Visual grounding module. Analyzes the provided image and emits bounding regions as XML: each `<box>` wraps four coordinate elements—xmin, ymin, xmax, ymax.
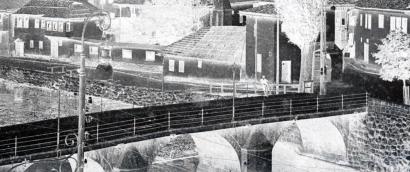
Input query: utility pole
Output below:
<box><xmin>232</xmin><ymin>64</ymin><xmax>236</xmax><ymax>122</ymax></box>
<box><xmin>254</xmin><ymin>18</ymin><xmax>258</xmax><ymax>80</ymax></box>
<box><xmin>162</xmin><ymin>55</ymin><xmax>165</xmax><ymax>105</ymax></box>
<box><xmin>319</xmin><ymin>0</ymin><xmax>327</xmax><ymax>95</ymax></box>
<box><xmin>275</xmin><ymin>14</ymin><xmax>280</xmax><ymax>95</ymax></box>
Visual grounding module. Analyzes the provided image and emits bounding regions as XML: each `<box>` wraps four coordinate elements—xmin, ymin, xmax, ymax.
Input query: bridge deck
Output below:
<box><xmin>0</xmin><ymin>93</ymin><xmax>368</xmax><ymax>166</ymax></box>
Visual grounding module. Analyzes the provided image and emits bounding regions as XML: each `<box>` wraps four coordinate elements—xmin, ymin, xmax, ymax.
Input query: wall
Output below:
<box><xmin>245</xmin><ymin>15</ymin><xmax>301</xmax><ymax>82</ymax></box>
<box><xmin>353</xmin><ymin>9</ymin><xmax>410</xmax><ymax>64</ymax></box>
<box><xmin>164</xmin><ymin>56</ymin><xmax>241</xmax><ymax>79</ymax></box>
<box><xmin>335</xmin><ymin>99</ymin><xmax>410</xmax><ymax>171</ymax></box>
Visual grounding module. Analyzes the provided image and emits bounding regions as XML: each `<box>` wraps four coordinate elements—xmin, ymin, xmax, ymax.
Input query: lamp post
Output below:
<box><xmin>319</xmin><ymin>0</ymin><xmax>327</xmax><ymax>95</ymax></box>
<box><xmin>78</xmin><ymin>10</ymin><xmax>111</xmax><ymax>172</ymax></box>
<box><xmin>275</xmin><ymin>14</ymin><xmax>280</xmax><ymax>95</ymax></box>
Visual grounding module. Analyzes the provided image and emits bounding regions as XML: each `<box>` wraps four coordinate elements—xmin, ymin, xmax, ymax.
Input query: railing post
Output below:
<box><xmin>14</xmin><ymin>136</ymin><xmax>17</xmax><ymax>157</ymax></box>
<box><xmin>261</xmin><ymin>101</ymin><xmax>265</xmax><ymax>118</ymax></box>
<box><xmin>316</xmin><ymin>96</ymin><xmax>319</xmax><ymax>113</ymax></box>
<box><xmin>289</xmin><ymin>99</ymin><xmax>292</xmax><ymax>115</ymax></box>
<box><xmin>96</xmin><ymin>122</ymin><xmax>99</xmax><ymax>142</ymax></box>
<box><xmin>341</xmin><ymin>94</ymin><xmax>344</xmax><ymax>110</ymax></box>
<box><xmin>284</xmin><ymin>86</ymin><xmax>287</xmax><ymax>94</ymax></box>
<box><xmin>366</xmin><ymin>92</ymin><xmax>368</xmax><ymax>112</ymax></box>
<box><xmin>168</xmin><ymin>112</ymin><xmax>171</xmax><ymax>130</ymax></box>
<box><xmin>210</xmin><ymin>85</ymin><xmax>213</xmax><ymax>94</ymax></box>
<box><xmin>133</xmin><ymin>117</ymin><xmax>136</xmax><ymax>136</ymax></box>
<box><xmin>201</xmin><ymin>108</ymin><xmax>204</xmax><ymax>126</ymax></box>
<box><xmin>221</xmin><ymin>84</ymin><xmax>224</xmax><ymax>94</ymax></box>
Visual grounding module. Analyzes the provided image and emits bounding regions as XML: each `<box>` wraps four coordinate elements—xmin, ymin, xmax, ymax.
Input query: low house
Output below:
<box><xmin>163</xmin><ymin>26</ymin><xmax>246</xmax><ymax>82</ymax></box>
<box><xmin>12</xmin><ymin>0</ymin><xmax>104</xmax><ymax>58</ymax></box>
<box><xmin>344</xmin><ymin>0</ymin><xmax>410</xmax><ymax>66</ymax></box>
<box><xmin>100</xmin><ymin>42</ymin><xmax>163</xmax><ymax>64</ymax></box>
<box><xmin>240</xmin><ymin>4</ymin><xmax>301</xmax><ymax>84</ymax></box>
<box><xmin>0</xmin><ymin>0</ymin><xmax>30</xmax><ymax>56</ymax></box>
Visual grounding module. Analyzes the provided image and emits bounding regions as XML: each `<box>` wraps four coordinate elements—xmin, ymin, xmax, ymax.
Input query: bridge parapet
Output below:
<box><xmin>0</xmin><ymin>93</ymin><xmax>368</xmax><ymax>166</ymax></box>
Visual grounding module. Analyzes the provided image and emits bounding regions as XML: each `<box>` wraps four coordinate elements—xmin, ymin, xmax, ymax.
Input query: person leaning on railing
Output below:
<box><xmin>260</xmin><ymin>75</ymin><xmax>269</xmax><ymax>96</ymax></box>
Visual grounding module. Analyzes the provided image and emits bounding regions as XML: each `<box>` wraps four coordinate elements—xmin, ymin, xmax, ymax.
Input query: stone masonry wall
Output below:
<box><xmin>346</xmin><ymin>99</ymin><xmax>410</xmax><ymax>172</ymax></box>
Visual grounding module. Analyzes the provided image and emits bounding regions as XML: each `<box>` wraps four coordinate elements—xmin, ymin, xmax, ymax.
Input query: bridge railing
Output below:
<box><xmin>0</xmin><ymin>93</ymin><xmax>368</xmax><ymax>166</ymax></box>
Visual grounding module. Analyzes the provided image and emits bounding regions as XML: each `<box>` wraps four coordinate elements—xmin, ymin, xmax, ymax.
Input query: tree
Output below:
<box><xmin>275</xmin><ymin>0</ymin><xmax>325</xmax><ymax>91</ymax></box>
<box><xmin>374</xmin><ymin>30</ymin><xmax>410</xmax><ymax>104</ymax></box>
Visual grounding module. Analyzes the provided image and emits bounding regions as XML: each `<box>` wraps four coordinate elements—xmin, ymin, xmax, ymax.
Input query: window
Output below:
<box><xmin>74</xmin><ymin>44</ymin><xmax>83</xmax><ymax>53</ymax></box>
<box><xmin>46</xmin><ymin>21</ymin><xmax>52</xmax><ymax>31</ymax></box>
<box><xmin>122</xmin><ymin>49</ymin><xmax>132</xmax><ymax>59</ymax></box>
<box><xmin>169</xmin><ymin>60</ymin><xmax>175</xmax><ymax>72</ymax></box>
<box><xmin>198</xmin><ymin>60</ymin><xmax>202</xmax><ymax>68</ymax></box>
<box><xmin>349</xmin><ymin>13</ymin><xmax>357</xmax><ymax>26</ymax></box>
<box><xmin>53</xmin><ymin>22</ymin><xmax>58</xmax><ymax>31</ymax></box>
<box><xmin>39</xmin><ymin>41</ymin><xmax>43</xmax><ymax>50</ymax></box>
<box><xmin>342</xmin><ymin>19</ymin><xmax>345</xmax><ymax>25</ymax></box>
<box><xmin>41</xmin><ymin>20</ymin><xmax>46</xmax><ymax>29</ymax></box>
<box><xmin>89</xmin><ymin>46</ymin><xmax>98</xmax><ymax>55</ymax></box>
<box><xmin>17</xmin><ymin>17</ymin><xmax>23</xmax><ymax>28</ymax></box>
<box><xmin>145</xmin><ymin>51</ymin><xmax>155</xmax><ymax>61</ymax></box>
<box><xmin>360</xmin><ymin>14</ymin><xmax>363</xmax><ymax>26</ymax></box>
<box><xmin>348</xmin><ymin>33</ymin><xmax>354</xmax><ymax>45</ymax></box>
<box><xmin>29</xmin><ymin>40</ymin><xmax>34</xmax><ymax>48</ymax></box>
<box><xmin>23</xmin><ymin>17</ymin><xmax>29</xmax><ymax>28</ymax></box>
<box><xmin>58</xmin><ymin>40</ymin><xmax>63</xmax><ymax>46</ymax></box>
<box><xmin>378</xmin><ymin>14</ymin><xmax>384</xmax><ymax>28</ymax></box>
<box><xmin>179</xmin><ymin>61</ymin><xmax>185</xmax><ymax>73</ymax></box>
<box><xmin>256</xmin><ymin>54</ymin><xmax>262</xmax><ymax>73</ymax></box>
<box><xmin>58</xmin><ymin>22</ymin><xmax>64</xmax><ymax>32</ymax></box>
<box><xmin>365</xmin><ymin>14</ymin><xmax>372</xmax><ymax>29</ymax></box>
<box><xmin>66</xmin><ymin>22</ymin><xmax>71</xmax><ymax>32</ymax></box>
<box><xmin>402</xmin><ymin>18</ymin><xmax>408</xmax><ymax>33</ymax></box>
<box><xmin>34</xmin><ymin>19</ymin><xmax>40</xmax><ymax>28</ymax></box>
<box><xmin>390</xmin><ymin>16</ymin><xmax>408</xmax><ymax>33</ymax></box>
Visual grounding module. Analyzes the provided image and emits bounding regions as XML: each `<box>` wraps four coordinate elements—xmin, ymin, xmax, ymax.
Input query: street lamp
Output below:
<box><xmin>319</xmin><ymin>0</ymin><xmax>327</xmax><ymax>95</ymax></box>
<box><xmin>78</xmin><ymin>10</ymin><xmax>111</xmax><ymax>172</ymax></box>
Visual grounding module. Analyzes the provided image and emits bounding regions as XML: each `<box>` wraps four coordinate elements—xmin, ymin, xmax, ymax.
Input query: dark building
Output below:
<box><xmin>12</xmin><ymin>0</ymin><xmax>104</xmax><ymax>58</ymax></box>
<box><xmin>210</xmin><ymin>0</ymin><xmax>233</xmax><ymax>26</ymax></box>
<box><xmin>240</xmin><ymin>4</ymin><xmax>301</xmax><ymax>84</ymax></box>
<box><xmin>344</xmin><ymin>0</ymin><xmax>410</xmax><ymax>67</ymax></box>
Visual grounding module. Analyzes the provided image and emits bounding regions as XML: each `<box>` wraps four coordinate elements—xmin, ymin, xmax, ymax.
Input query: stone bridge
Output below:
<box><xmin>2</xmin><ymin>99</ymin><xmax>410</xmax><ymax>172</ymax></box>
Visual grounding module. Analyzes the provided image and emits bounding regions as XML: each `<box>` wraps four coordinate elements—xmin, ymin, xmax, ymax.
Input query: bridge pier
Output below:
<box><xmin>241</xmin><ymin>132</ymin><xmax>273</xmax><ymax>172</ymax></box>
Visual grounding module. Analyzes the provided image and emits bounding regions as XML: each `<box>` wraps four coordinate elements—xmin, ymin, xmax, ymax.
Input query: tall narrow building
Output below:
<box><xmin>210</xmin><ymin>0</ymin><xmax>232</xmax><ymax>26</ymax></box>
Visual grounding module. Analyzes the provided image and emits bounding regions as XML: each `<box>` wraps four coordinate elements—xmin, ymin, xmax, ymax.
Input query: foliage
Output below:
<box><xmin>274</xmin><ymin>0</ymin><xmax>325</xmax><ymax>48</ymax></box>
<box><xmin>374</xmin><ymin>31</ymin><xmax>410</xmax><ymax>82</ymax></box>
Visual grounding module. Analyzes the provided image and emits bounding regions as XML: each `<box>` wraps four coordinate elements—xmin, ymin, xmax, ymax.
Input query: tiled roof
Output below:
<box><xmin>113</xmin><ymin>0</ymin><xmax>150</xmax><ymax>4</ymax></box>
<box><xmin>0</xmin><ymin>0</ymin><xmax>31</xmax><ymax>11</ymax></box>
<box><xmin>164</xmin><ymin>26</ymin><xmax>246</xmax><ymax>64</ymax></box>
<box><xmin>16</xmin><ymin>0</ymin><xmax>100</xmax><ymax>18</ymax></box>
<box><xmin>242</xmin><ymin>4</ymin><xmax>277</xmax><ymax>14</ymax></box>
<box><xmin>329</xmin><ymin>0</ymin><xmax>358</xmax><ymax>5</ymax></box>
<box><xmin>355</xmin><ymin>0</ymin><xmax>410</xmax><ymax>10</ymax></box>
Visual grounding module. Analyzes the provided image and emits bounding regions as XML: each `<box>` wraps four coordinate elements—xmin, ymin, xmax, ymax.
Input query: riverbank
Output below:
<box><xmin>0</xmin><ymin>65</ymin><xmax>219</xmax><ymax>107</ymax></box>
<box><xmin>0</xmin><ymin>79</ymin><xmax>133</xmax><ymax>126</ymax></box>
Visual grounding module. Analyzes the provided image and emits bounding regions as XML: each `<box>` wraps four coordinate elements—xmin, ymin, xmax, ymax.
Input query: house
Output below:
<box><xmin>0</xmin><ymin>0</ymin><xmax>30</xmax><ymax>56</ymax></box>
<box><xmin>344</xmin><ymin>0</ymin><xmax>410</xmax><ymax>67</ymax></box>
<box><xmin>329</xmin><ymin>0</ymin><xmax>358</xmax><ymax>50</ymax></box>
<box><xmin>110</xmin><ymin>0</ymin><xmax>211</xmax><ymax>45</ymax></box>
<box><xmin>12</xmin><ymin>0</ymin><xmax>104</xmax><ymax>58</ymax></box>
<box><xmin>100</xmin><ymin>42</ymin><xmax>163</xmax><ymax>64</ymax></box>
<box><xmin>162</xmin><ymin>26</ymin><xmax>246</xmax><ymax>82</ymax></box>
<box><xmin>240</xmin><ymin>4</ymin><xmax>301</xmax><ymax>84</ymax></box>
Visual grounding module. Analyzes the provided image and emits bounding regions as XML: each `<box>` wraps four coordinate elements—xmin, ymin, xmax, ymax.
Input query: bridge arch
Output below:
<box><xmin>149</xmin><ymin>133</ymin><xmax>241</xmax><ymax>172</ymax></box>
